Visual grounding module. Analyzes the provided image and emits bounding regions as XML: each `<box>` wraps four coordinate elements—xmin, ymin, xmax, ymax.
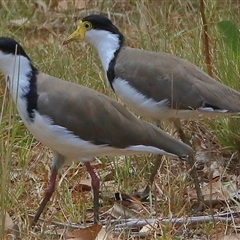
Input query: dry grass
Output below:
<box><xmin>0</xmin><ymin>0</ymin><xmax>240</xmax><ymax>239</ymax></box>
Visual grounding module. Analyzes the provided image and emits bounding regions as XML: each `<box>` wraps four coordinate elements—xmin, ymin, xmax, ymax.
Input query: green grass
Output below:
<box><xmin>0</xmin><ymin>0</ymin><xmax>240</xmax><ymax>239</ymax></box>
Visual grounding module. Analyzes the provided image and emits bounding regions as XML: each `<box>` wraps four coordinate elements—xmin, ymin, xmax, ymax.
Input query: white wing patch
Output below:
<box><xmin>112</xmin><ymin>78</ymin><xmax>169</xmax><ymax>119</ymax></box>
<box><xmin>112</xmin><ymin>78</ymin><xmax>231</xmax><ymax>120</ymax></box>
<box><xmin>198</xmin><ymin>107</ymin><xmax>228</xmax><ymax>113</ymax></box>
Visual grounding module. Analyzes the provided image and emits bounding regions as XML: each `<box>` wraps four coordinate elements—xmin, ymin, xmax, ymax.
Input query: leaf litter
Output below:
<box><xmin>2</xmin><ymin>1</ymin><xmax>240</xmax><ymax>239</ymax></box>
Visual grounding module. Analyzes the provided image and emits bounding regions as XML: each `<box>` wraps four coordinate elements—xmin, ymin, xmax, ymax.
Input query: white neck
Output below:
<box><xmin>0</xmin><ymin>53</ymin><xmax>32</xmax><ymax>103</ymax></box>
<box><xmin>85</xmin><ymin>29</ymin><xmax>121</xmax><ymax>72</ymax></box>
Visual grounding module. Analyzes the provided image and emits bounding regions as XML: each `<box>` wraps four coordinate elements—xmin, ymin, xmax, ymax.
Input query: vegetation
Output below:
<box><xmin>0</xmin><ymin>0</ymin><xmax>240</xmax><ymax>239</ymax></box>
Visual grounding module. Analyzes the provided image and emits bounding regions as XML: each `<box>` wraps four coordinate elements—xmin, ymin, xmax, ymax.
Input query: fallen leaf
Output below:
<box><xmin>57</xmin><ymin>224</ymin><xmax>102</xmax><ymax>240</ymax></box>
<box><xmin>0</xmin><ymin>211</ymin><xmax>19</xmax><ymax>239</ymax></box>
<box><xmin>110</xmin><ymin>202</ymin><xmax>142</xmax><ymax>219</ymax></box>
<box><xmin>0</xmin><ymin>211</ymin><xmax>14</xmax><ymax>230</ymax></box>
<box><xmin>72</xmin><ymin>179</ymin><xmax>92</xmax><ymax>192</ymax></box>
<box><xmin>213</xmin><ymin>233</ymin><xmax>240</xmax><ymax>240</ymax></box>
<box><xmin>188</xmin><ymin>179</ymin><xmax>239</xmax><ymax>201</ymax></box>
<box><xmin>95</xmin><ymin>227</ymin><xmax>113</xmax><ymax>240</ymax></box>
<box><xmin>139</xmin><ymin>221</ymin><xmax>158</xmax><ymax>234</ymax></box>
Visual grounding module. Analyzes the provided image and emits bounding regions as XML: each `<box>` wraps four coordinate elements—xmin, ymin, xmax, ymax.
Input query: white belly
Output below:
<box><xmin>21</xmin><ymin>111</ymin><xmax>175</xmax><ymax>164</ymax></box>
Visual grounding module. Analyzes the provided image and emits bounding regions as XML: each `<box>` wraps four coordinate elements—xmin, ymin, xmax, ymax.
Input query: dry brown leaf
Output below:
<box><xmin>213</xmin><ymin>233</ymin><xmax>240</xmax><ymax>240</ymax></box>
<box><xmin>95</xmin><ymin>227</ymin><xmax>113</xmax><ymax>240</ymax></box>
<box><xmin>188</xmin><ymin>179</ymin><xmax>239</xmax><ymax>201</ymax></box>
<box><xmin>0</xmin><ymin>211</ymin><xmax>14</xmax><ymax>230</ymax></box>
<box><xmin>72</xmin><ymin>179</ymin><xmax>92</xmax><ymax>192</ymax></box>
<box><xmin>139</xmin><ymin>221</ymin><xmax>158</xmax><ymax>234</ymax></box>
<box><xmin>110</xmin><ymin>202</ymin><xmax>142</xmax><ymax>219</ymax></box>
<box><xmin>79</xmin><ymin>179</ymin><xmax>92</xmax><ymax>187</ymax></box>
<box><xmin>108</xmin><ymin>193</ymin><xmax>150</xmax><ymax>219</ymax></box>
<box><xmin>0</xmin><ymin>211</ymin><xmax>19</xmax><ymax>239</ymax></box>
<box><xmin>57</xmin><ymin>224</ymin><xmax>102</xmax><ymax>240</ymax></box>
<box><xmin>6</xmin><ymin>224</ymin><xmax>20</xmax><ymax>240</ymax></box>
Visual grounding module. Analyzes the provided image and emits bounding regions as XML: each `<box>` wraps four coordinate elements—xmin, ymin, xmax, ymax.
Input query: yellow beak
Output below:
<box><xmin>63</xmin><ymin>21</ymin><xmax>86</xmax><ymax>45</ymax></box>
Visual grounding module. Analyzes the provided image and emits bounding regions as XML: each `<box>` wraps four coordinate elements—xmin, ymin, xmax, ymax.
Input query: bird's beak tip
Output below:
<box><xmin>62</xmin><ymin>30</ymin><xmax>80</xmax><ymax>45</ymax></box>
<box><xmin>62</xmin><ymin>38</ymin><xmax>73</xmax><ymax>45</ymax></box>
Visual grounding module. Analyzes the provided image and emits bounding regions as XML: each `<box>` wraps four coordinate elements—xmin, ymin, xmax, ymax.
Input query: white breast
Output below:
<box><xmin>112</xmin><ymin>78</ymin><xmax>173</xmax><ymax>119</ymax></box>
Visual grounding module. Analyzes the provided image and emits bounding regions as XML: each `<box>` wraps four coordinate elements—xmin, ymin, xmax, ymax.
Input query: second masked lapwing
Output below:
<box><xmin>64</xmin><ymin>14</ymin><xmax>240</xmax><ymax>121</ymax></box>
<box><xmin>64</xmin><ymin>14</ymin><xmax>240</xmax><ymax>201</ymax></box>
<box><xmin>0</xmin><ymin>37</ymin><xmax>193</xmax><ymax>225</ymax></box>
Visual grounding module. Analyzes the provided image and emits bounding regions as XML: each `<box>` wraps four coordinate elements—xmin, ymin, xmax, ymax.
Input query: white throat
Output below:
<box><xmin>0</xmin><ymin>53</ymin><xmax>32</xmax><ymax>103</ymax></box>
<box><xmin>85</xmin><ymin>29</ymin><xmax>120</xmax><ymax>72</ymax></box>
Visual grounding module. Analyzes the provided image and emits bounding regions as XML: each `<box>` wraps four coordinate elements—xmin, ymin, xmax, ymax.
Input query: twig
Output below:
<box><xmin>199</xmin><ymin>0</ymin><xmax>213</xmax><ymax>77</ymax></box>
<box><xmin>29</xmin><ymin>211</ymin><xmax>240</xmax><ymax>230</ymax></box>
<box><xmin>116</xmin><ymin>216</ymin><xmax>240</xmax><ymax>228</ymax></box>
<box><xmin>114</xmin><ymin>214</ymin><xmax>240</xmax><ymax>229</ymax></box>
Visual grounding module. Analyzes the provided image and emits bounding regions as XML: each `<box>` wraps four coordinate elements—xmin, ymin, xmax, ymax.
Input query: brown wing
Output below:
<box><xmin>115</xmin><ymin>47</ymin><xmax>240</xmax><ymax>112</ymax></box>
<box><xmin>36</xmin><ymin>73</ymin><xmax>192</xmax><ymax>157</ymax></box>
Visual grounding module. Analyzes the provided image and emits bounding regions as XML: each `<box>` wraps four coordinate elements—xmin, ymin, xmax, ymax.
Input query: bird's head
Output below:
<box><xmin>0</xmin><ymin>37</ymin><xmax>31</xmax><ymax>77</ymax></box>
<box><xmin>63</xmin><ymin>14</ymin><xmax>124</xmax><ymax>47</ymax></box>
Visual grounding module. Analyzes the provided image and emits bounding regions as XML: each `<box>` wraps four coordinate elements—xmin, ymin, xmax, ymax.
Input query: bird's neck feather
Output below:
<box><xmin>1</xmin><ymin>55</ymin><xmax>32</xmax><ymax>104</ymax></box>
<box><xmin>86</xmin><ymin>29</ymin><xmax>122</xmax><ymax>72</ymax></box>
<box><xmin>1</xmin><ymin>54</ymin><xmax>38</xmax><ymax>121</ymax></box>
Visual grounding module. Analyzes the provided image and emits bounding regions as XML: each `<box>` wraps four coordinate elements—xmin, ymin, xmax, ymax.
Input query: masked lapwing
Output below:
<box><xmin>64</xmin><ymin>14</ymin><xmax>240</xmax><ymax>201</ymax></box>
<box><xmin>64</xmin><ymin>14</ymin><xmax>240</xmax><ymax>120</ymax></box>
<box><xmin>0</xmin><ymin>37</ymin><xmax>194</xmax><ymax>225</ymax></box>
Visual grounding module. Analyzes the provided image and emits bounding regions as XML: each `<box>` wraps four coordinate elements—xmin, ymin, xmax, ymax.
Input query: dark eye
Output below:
<box><xmin>84</xmin><ymin>22</ymin><xmax>92</xmax><ymax>29</ymax></box>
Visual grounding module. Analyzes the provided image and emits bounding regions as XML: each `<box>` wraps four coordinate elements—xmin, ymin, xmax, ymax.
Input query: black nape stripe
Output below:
<box><xmin>106</xmin><ymin>39</ymin><xmax>124</xmax><ymax>91</ymax></box>
<box><xmin>107</xmin><ymin>50</ymin><xmax>120</xmax><ymax>91</ymax></box>
<box><xmin>25</xmin><ymin>65</ymin><xmax>39</xmax><ymax>121</ymax></box>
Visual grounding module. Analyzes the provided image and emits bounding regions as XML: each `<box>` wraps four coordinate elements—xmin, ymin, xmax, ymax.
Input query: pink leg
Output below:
<box><xmin>31</xmin><ymin>169</ymin><xmax>58</xmax><ymax>227</ymax></box>
<box><xmin>84</xmin><ymin>162</ymin><xmax>100</xmax><ymax>224</ymax></box>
